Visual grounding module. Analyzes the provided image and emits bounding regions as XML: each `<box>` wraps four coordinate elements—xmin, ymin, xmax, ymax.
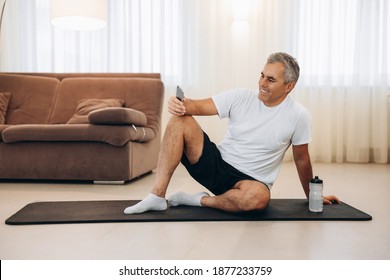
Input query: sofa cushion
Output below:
<box><xmin>88</xmin><ymin>107</ymin><xmax>147</xmax><ymax>126</ymax></box>
<box><xmin>48</xmin><ymin>77</ymin><xmax>164</xmax><ymax>135</ymax></box>
<box><xmin>67</xmin><ymin>98</ymin><xmax>124</xmax><ymax>124</ymax></box>
<box><xmin>0</xmin><ymin>74</ymin><xmax>60</xmax><ymax>124</ymax></box>
<box><xmin>0</xmin><ymin>92</ymin><xmax>11</xmax><ymax>124</ymax></box>
<box><xmin>1</xmin><ymin>124</ymin><xmax>155</xmax><ymax>146</ymax></box>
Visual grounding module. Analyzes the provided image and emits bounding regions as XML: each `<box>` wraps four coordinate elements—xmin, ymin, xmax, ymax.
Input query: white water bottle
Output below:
<box><xmin>309</xmin><ymin>176</ymin><xmax>323</xmax><ymax>212</ymax></box>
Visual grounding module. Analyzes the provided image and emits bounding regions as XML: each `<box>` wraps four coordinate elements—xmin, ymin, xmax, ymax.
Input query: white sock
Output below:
<box><xmin>124</xmin><ymin>193</ymin><xmax>167</xmax><ymax>214</ymax></box>
<box><xmin>168</xmin><ymin>191</ymin><xmax>210</xmax><ymax>207</ymax></box>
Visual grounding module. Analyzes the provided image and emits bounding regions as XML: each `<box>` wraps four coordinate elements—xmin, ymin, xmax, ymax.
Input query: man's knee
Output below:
<box><xmin>165</xmin><ymin>115</ymin><xmax>197</xmax><ymax>137</ymax></box>
<box><xmin>166</xmin><ymin>115</ymin><xmax>204</xmax><ymax>164</ymax></box>
<box><xmin>235</xmin><ymin>181</ymin><xmax>270</xmax><ymax>212</ymax></box>
<box><xmin>168</xmin><ymin>115</ymin><xmax>195</xmax><ymax>127</ymax></box>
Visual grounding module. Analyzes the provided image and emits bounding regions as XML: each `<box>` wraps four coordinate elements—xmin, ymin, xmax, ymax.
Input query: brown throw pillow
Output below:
<box><xmin>88</xmin><ymin>107</ymin><xmax>148</xmax><ymax>126</ymax></box>
<box><xmin>67</xmin><ymin>98</ymin><xmax>124</xmax><ymax>124</ymax></box>
<box><xmin>0</xmin><ymin>92</ymin><xmax>11</xmax><ymax>124</ymax></box>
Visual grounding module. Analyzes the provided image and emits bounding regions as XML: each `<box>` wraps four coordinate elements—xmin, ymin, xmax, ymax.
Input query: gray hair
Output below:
<box><xmin>267</xmin><ymin>52</ymin><xmax>300</xmax><ymax>84</ymax></box>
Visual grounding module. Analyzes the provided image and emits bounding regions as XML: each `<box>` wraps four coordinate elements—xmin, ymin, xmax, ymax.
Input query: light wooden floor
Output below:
<box><xmin>0</xmin><ymin>162</ymin><xmax>389</xmax><ymax>260</ymax></box>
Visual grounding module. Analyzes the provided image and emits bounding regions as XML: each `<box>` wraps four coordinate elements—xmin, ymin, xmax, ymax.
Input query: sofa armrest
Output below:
<box><xmin>0</xmin><ymin>124</ymin><xmax>10</xmax><ymax>141</ymax></box>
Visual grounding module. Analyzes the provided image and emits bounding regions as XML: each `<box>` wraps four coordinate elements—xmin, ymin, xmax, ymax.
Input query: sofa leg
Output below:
<box><xmin>93</xmin><ymin>180</ymin><xmax>125</xmax><ymax>185</ymax></box>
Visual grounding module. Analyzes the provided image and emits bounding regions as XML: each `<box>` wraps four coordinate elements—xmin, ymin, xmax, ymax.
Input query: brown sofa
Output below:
<box><xmin>0</xmin><ymin>73</ymin><xmax>164</xmax><ymax>183</ymax></box>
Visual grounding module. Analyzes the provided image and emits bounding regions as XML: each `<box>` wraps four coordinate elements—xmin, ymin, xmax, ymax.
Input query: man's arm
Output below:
<box><xmin>168</xmin><ymin>96</ymin><xmax>218</xmax><ymax>116</ymax></box>
<box><xmin>293</xmin><ymin>144</ymin><xmax>340</xmax><ymax>204</ymax></box>
<box><xmin>292</xmin><ymin>143</ymin><xmax>312</xmax><ymax>199</ymax></box>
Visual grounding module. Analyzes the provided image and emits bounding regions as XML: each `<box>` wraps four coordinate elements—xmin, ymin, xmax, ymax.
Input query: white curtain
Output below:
<box><xmin>1</xmin><ymin>0</ymin><xmax>389</xmax><ymax>163</ymax></box>
<box><xmin>292</xmin><ymin>0</ymin><xmax>390</xmax><ymax>163</ymax></box>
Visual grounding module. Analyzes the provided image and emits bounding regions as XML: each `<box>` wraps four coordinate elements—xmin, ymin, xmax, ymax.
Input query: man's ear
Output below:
<box><xmin>286</xmin><ymin>82</ymin><xmax>296</xmax><ymax>94</ymax></box>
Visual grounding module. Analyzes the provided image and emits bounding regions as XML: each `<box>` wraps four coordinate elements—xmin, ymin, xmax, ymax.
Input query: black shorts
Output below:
<box><xmin>181</xmin><ymin>132</ymin><xmax>260</xmax><ymax>195</ymax></box>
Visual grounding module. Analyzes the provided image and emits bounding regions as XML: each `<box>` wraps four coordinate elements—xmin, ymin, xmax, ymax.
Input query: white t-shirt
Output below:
<box><xmin>212</xmin><ymin>88</ymin><xmax>312</xmax><ymax>188</ymax></box>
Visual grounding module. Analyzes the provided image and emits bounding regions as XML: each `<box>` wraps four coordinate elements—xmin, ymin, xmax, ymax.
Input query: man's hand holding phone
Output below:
<box><xmin>168</xmin><ymin>86</ymin><xmax>186</xmax><ymax>115</ymax></box>
<box><xmin>176</xmin><ymin>86</ymin><xmax>185</xmax><ymax>101</ymax></box>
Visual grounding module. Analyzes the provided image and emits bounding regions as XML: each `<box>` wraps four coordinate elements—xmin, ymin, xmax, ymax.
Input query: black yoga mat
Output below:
<box><xmin>5</xmin><ymin>199</ymin><xmax>371</xmax><ymax>225</ymax></box>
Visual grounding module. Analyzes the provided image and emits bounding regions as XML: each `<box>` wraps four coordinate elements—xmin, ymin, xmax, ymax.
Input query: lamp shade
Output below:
<box><xmin>50</xmin><ymin>0</ymin><xmax>107</xmax><ymax>31</ymax></box>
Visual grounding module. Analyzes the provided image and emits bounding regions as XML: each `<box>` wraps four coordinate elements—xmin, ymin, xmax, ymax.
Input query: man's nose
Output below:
<box><xmin>259</xmin><ymin>79</ymin><xmax>267</xmax><ymax>88</ymax></box>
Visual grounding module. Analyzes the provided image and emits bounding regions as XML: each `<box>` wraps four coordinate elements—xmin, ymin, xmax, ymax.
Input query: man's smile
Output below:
<box><xmin>259</xmin><ymin>88</ymin><xmax>270</xmax><ymax>96</ymax></box>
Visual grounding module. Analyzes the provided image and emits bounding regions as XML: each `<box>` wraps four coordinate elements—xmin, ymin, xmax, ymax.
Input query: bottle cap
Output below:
<box><xmin>310</xmin><ymin>176</ymin><xmax>323</xmax><ymax>184</ymax></box>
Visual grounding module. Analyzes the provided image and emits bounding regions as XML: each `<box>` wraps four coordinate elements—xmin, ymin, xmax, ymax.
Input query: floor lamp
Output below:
<box><xmin>0</xmin><ymin>0</ymin><xmax>6</xmax><ymax>71</ymax></box>
<box><xmin>0</xmin><ymin>0</ymin><xmax>6</xmax><ymax>34</ymax></box>
<box><xmin>50</xmin><ymin>0</ymin><xmax>107</xmax><ymax>31</ymax></box>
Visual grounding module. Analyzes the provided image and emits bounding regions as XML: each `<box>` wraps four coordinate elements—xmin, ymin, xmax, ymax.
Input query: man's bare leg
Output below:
<box><xmin>124</xmin><ymin>116</ymin><xmax>205</xmax><ymax>214</ymax></box>
<box><xmin>200</xmin><ymin>180</ymin><xmax>270</xmax><ymax>212</ymax></box>
<box><xmin>168</xmin><ymin>180</ymin><xmax>270</xmax><ymax>212</ymax></box>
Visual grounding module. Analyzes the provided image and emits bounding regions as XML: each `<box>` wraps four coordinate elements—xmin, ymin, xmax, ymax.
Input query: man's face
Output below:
<box><xmin>258</xmin><ymin>62</ymin><xmax>295</xmax><ymax>107</ymax></box>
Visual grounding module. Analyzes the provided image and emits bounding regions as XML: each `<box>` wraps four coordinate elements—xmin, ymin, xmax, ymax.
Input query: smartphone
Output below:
<box><xmin>176</xmin><ymin>86</ymin><xmax>185</xmax><ymax>101</ymax></box>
